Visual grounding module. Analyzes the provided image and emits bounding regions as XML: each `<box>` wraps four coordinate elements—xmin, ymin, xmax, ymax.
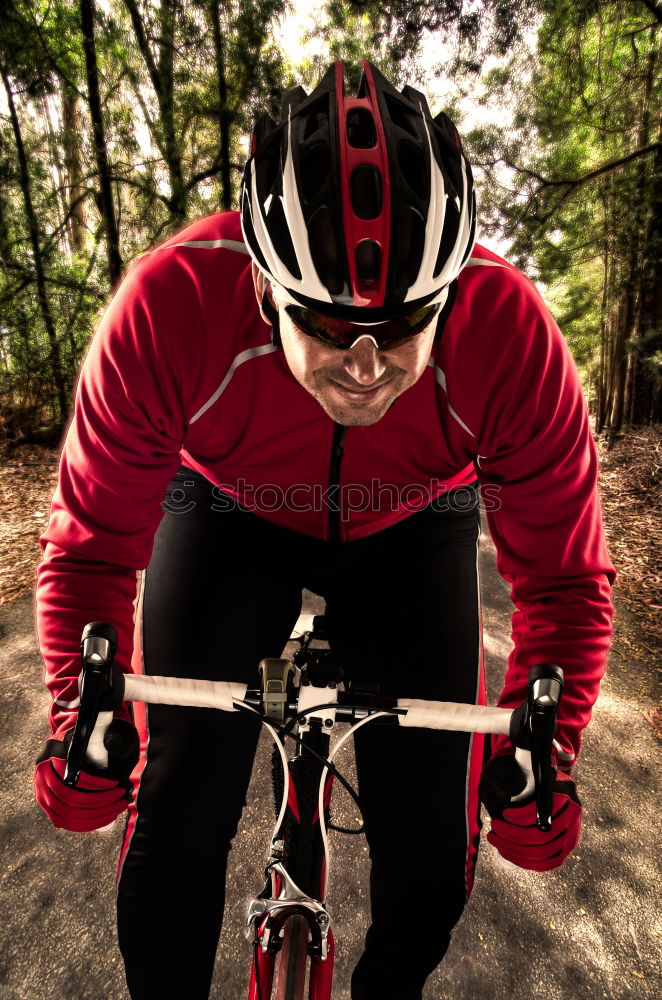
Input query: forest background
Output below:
<box><xmin>0</xmin><ymin>0</ymin><xmax>660</xmax><ymax>443</ymax></box>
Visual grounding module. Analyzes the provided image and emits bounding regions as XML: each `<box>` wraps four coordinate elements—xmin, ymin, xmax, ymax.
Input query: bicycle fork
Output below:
<box><xmin>246</xmin><ymin>747</ymin><xmax>336</xmax><ymax>1000</ymax></box>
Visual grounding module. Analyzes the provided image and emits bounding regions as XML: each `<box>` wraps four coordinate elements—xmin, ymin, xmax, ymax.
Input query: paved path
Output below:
<box><xmin>0</xmin><ymin>522</ymin><xmax>658</xmax><ymax>999</ymax></box>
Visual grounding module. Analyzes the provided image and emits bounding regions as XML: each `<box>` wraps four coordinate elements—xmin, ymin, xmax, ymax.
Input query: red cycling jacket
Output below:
<box><xmin>35</xmin><ymin>211</ymin><xmax>615</xmax><ymax>767</ymax></box>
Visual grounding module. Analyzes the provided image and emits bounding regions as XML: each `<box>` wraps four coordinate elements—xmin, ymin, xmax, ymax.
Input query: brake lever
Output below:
<box><xmin>527</xmin><ymin>664</ymin><xmax>564</xmax><ymax>831</ymax></box>
<box><xmin>63</xmin><ymin>623</ymin><xmax>118</xmax><ymax>787</ymax></box>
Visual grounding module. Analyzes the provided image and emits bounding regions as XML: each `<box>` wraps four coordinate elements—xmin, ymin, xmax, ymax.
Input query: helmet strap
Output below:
<box><xmin>261</xmin><ymin>284</ymin><xmax>282</xmax><ymax>348</ymax></box>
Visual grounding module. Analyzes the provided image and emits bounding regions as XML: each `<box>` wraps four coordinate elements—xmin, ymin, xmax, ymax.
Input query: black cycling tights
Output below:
<box><xmin>117</xmin><ymin>467</ymin><xmax>484</xmax><ymax>1000</ymax></box>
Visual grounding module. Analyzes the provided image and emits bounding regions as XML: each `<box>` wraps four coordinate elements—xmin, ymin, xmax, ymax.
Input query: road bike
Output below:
<box><xmin>63</xmin><ymin>615</ymin><xmax>563</xmax><ymax>999</ymax></box>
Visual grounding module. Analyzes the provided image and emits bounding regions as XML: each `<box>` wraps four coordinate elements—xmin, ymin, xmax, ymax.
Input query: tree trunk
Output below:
<box><xmin>158</xmin><ymin>0</ymin><xmax>186</xmax><ymax>222</ymax></box>
<box><xmin>608</xmin><ymin>282</ymin><xmax>633</xmax><ymax>441</ymax></box>
<box><xmin>41</xmin><ymin>95</ymin><xmax>70</xmax><ymax>251</ymax></box>
<box><xmin>0</xmin><ymin>131</ymin><xmax>17</xmax><ymax>277</ymax></box>
<box><xmin>122</xmin><ymin>0</ymin><xmax>186</xmax><ymax>223</ymax></box>
<box><xmin>597</xmin><ymin>231</ymin><xmax>618</xmax><ymax>434</ymax></box>
<box><xmin>61</xmin><ymin>81</ymin><xmax>88</xmax><ymax>254</ymax></box>
<box><xmin>0</xmin><ymin>68</ymin><xmax>68</xmax><ymax>423</ymax></box>
<box><xmin>623</xmin><ymin>347</ymin><xmax>635</xmax><ymax>426</ymax></box>
<box><xmin>80</xmin><ymin>0</ymin><xmax>123</xmax><ymax>287</ymax></box>
<box><xmin>0</xmin><ymin>144</ymin><xmax>34</xmax><ymax>410</ymax></box>
<box><xmin>210</xmin><ymin>0</ymin><xmax>233</xmax><ymax>210</ymax></box>
<box><xmin>628</xmin><ymin>40</ymin><xmax>661</xmax><ymax>425</ymax></box>
<box><xmin>611</xmin><ymin>153</ymin><xmax>641</xmax><ymax>438</ymax></box>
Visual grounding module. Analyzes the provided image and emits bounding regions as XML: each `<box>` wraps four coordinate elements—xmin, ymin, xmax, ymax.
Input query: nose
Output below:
<box><xmin>342</xmin><ymin>337</ymin><xmax>387</xmax><ymax>385</ymax></box>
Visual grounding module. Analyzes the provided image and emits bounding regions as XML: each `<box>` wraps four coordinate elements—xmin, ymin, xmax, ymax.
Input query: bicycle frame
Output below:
<box><xmin>247</xmin><ymin>640</ymin><xmax>344</xmax><ymax>1000</ymax></box>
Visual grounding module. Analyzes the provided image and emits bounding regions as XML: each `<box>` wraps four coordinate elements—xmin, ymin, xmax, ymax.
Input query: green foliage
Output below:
<box><xmin>466</xmin><ymin>0</ymin><xmax>661</xmax><ymax>423</ymax></box>
<box><xmin>470</xmin><ymin>1</ymin><xmax>659</xmax><ymax>270</ymax></box>
<box><xmin>294</xmin><ymin>1</ymin><xmax>399</xmax><ymax>89</ymax></box>
<box><xmin>1</xmin><ymin>0</ymin><xmax>659</xmax><ymax>433</ymax></box>
<box><xmin>345</xmin><ymin>0</ymin><xmax>540</xmax><ymax>75</ymax></box>
<box><xmin>545</xmin><ymin>256</ymin><xmax>603</xmax><ymax>396</ymax></box>
<box><xmin>0</xmin><ymin>0</ymin><xmax>291</xmax><ymax>432</ymax></box>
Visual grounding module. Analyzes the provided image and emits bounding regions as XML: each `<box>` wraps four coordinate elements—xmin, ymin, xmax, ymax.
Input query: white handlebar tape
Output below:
<box><xmin>122</xmin><ymin>674</ymin><xmax>248</xmax><ymax>710</ymax></box>
<box><xmin>83</xmin><ymin>677</ymin><xmax>248</xmax><ymax>770</ymax></box>
<box><xmin>397</xmin><ymin>700</ymin><xmax>535</xmax><ymax>803</ymax></box>
<box><xmin>397</xmin><ymin>699</ymin><xmax>513</xmax><ymax>735</ymax></box>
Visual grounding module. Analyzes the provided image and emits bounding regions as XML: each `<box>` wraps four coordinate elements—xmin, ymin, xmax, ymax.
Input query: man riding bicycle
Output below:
<box><xmin>34</xmin><ymin>62</ymin><xmax>614</xmax><ymax>1000</ymax></box>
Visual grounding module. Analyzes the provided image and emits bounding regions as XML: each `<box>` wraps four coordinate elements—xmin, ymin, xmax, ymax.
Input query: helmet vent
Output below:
<box><xmin>355</xmin><ymin>240</ymin><xmax>381</xmax><ymax>289</ymax></box>
<box><xmin>241</xmin><ymin>189</ymin><xmax>269</xmax><ymax>274</ymax></box>
<box><xmin>300</xmin><ymin>143</ymin><xmax>330</xmax><ymax>204</ymax></box>
<box><xmin>350</xmin><ymin>165</ymin><xmax>382</xmax><ymax>220</ymax></box>
<box><xmin>266</xmin><ymin>196</ymin><xmax>302</xmax><ymax>281</ymax></box>
<box><xmin>255</xmin><ymin>141</ymin><xmax>282</xmax><ymax>204</ymax></box>
<box><xmin>398</xmin><ymin>141</ymin><xmax>426</xmax><ymax>198</ymax></box>
<box><xmin>303</xmin><ymin>98</ymin><xmax>330</xmax><ymax>142</ymax></box>
<box><xmin>347</xmin><ymin>109</ymin><xmax>376</xmax><ymax>148</ymax></box>
<box><xmin>309</xmin><ymin>205</ymin><xmax>343</xmax><ymax>295</ymax></box>
<box><xmin>433</xmin><ymin>198</ymin><xmax>460</xmax><ymax>279</ymax></box>
<box><xmin>383</xmin><ymin>93</ymin><xmax>419</xmax><ymax>139</ymax></box>
<box><xmin>395</xmin><ymin>207</ymin><xmax>425</xmax><ymax>291</ymax></box>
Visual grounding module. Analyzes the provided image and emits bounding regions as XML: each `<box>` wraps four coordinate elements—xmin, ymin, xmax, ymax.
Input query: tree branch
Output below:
<box><xmin>121</xmin><ymin>0</ymin><xmax>162</xmax><ymax>97</ymax></box>
<box><xmin>62</xmin><ymin>234</ymin><xmax>103</xmax><ymax>348</ymax></box>
<box><xmin>185</xmin><ymin>159</ymin><xmax>222</xmax><ymax>192</ymax></box>
<box><xmin>636</xmin><ymin>0</ymin><xmax>662</xmax><ymax>26</ymax></box>
<box><xmin>476</xmin><ymin>143</ymin><xmax>661</xmax><ymax>190</ymax></box>
<box><xmin>25</xmin><ymin>5</ymin><xmax>84</xmax><ymax>99</ymax></box>
<box><xmin>0</xmin><ymin>276</ymin><xmax>34</xmax><ymax>306</ymax></box>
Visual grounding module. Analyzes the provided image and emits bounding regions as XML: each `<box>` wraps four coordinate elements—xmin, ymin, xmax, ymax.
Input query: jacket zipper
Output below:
<box><xmin>327</xmin><ymin>423</ymin><xmax>348</xmax><ymax>544</ymax></box>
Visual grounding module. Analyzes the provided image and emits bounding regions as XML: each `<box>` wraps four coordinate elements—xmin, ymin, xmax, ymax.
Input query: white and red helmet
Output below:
<box><xmin>240</xmin><ymin>61</ymin><xmax>476</xmax><ymax>322</ymax></box>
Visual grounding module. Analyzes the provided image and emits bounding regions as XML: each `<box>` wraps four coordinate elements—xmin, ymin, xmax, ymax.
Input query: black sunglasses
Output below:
<box><xmin>284</xmin><ymin>302</ymin><xmax>442</xmax><ymax>350</ymax></box>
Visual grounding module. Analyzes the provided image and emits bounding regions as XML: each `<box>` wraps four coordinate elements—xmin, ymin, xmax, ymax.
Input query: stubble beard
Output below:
<box><xmin>307</xmin><ymin>369</ymin><xmax>406</xmax><ymax>426</ymax></box>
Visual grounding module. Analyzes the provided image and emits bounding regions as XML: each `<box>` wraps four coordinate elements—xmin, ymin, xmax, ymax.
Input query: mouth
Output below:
<box><xmin>326</xmin><ymin>377</ymin><xmax>394</xmax><ymax>402</ymax></box>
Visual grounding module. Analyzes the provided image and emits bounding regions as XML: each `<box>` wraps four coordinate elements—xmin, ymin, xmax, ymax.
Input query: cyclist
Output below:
<box><xmin>34</xmin><ymin>62</ymin><xmax>614</xmax><ymax>1000</ymax></box>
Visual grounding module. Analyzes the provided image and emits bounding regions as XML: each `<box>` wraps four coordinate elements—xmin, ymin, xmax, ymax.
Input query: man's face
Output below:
<box><xmin>252</xmin><ymin>264</ymin><xmax>437</xmax><ymax>427</ymax></box>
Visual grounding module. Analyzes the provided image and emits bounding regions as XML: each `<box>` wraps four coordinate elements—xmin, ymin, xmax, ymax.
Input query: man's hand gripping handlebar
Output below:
<box><xmin>479</xmin><ymin>665</ymin><xmax>582</xmax><ymax>871</ymax></box>
<box><xmin>34</xmin><ymin>624</ymin><xmax>139</xmax><ymax>832</ymax></box>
